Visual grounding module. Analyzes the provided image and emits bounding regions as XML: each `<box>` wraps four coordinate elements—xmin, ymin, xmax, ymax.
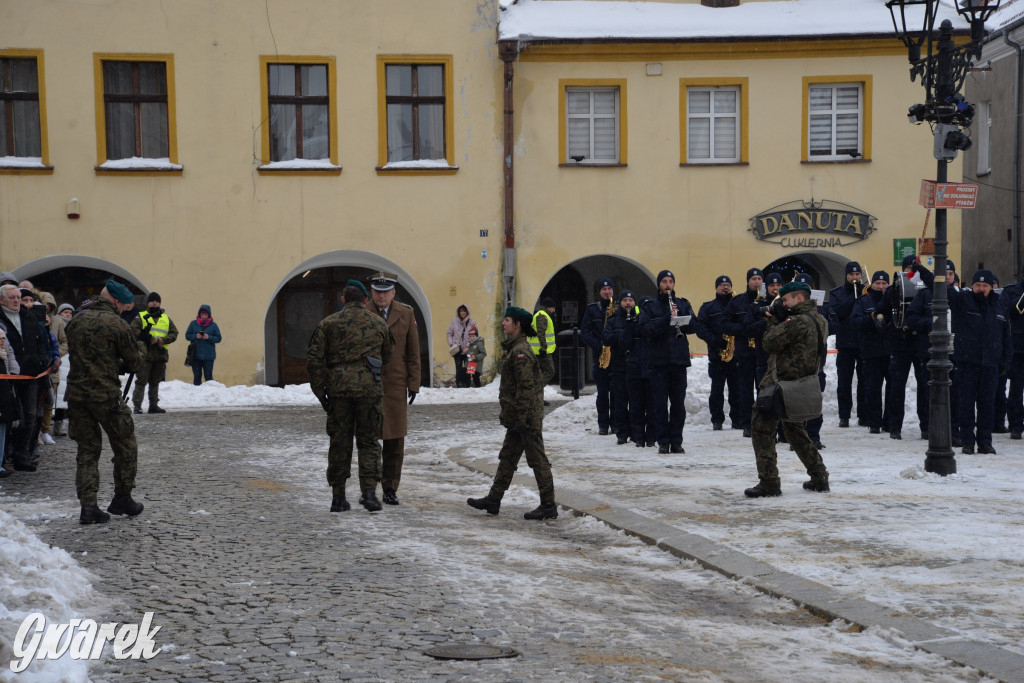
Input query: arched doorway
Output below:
<box><xmin>12</xmin><ymin>255</ymin><xmax>147</xmax><ymax>308</ymax></box>
<box><xmin>535</xmin><ymin>255</ymin><xmax>655</xmax><ymax>383</ymax></box>
<box><xmin>264</xmin><ymin>252</ymin><xmax>431</xmax><ymax>387</ymax></box>
<box><xmin>762</xmin><ymin>250</ymin><xmax>850</xmax><ymax>295</ymax></box>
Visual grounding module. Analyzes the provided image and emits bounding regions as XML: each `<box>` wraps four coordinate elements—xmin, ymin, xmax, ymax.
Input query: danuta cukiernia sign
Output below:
<box><xmin>749</xmin><ymin>199</ymin><xmax>876</xmax><ymax>248</ymax></box>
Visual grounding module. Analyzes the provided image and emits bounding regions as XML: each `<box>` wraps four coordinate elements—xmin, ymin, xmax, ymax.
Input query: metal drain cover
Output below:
<box><xmin>424</xmin><ymin>644</ymin><xmax>520</xmax><ymax>660</ymax></box>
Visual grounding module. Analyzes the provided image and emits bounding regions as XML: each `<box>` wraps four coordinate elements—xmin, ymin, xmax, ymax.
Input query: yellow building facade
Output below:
<box><xmin>0</xmin><ymin>0</ymin><xmax>965</xmax><ymax>386</ymax></box>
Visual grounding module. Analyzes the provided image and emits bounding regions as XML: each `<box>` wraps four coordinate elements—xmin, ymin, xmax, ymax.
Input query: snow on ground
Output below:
<box><xmin>1</xmin><ymin>346</ymin><xmax>1020</xmax><ymax>678</ymax></box>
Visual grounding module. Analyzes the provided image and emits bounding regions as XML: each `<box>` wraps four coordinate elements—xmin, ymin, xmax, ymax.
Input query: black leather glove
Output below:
<box><xmin>408</xmin><ymin>390</ymin><xmax>417</xmax><ymax>405</ymax></box>
<box><xmin>768</xmin><ymin>299</ymin><xmax>787</xmax><ymax>320</ymax></box>
<box><xmin>138</xmin><ymin>322</ymin><xmax>153</xmax><ymax>344</ymax></box>
<box><xmin>318</xmin><ymin>395</ymin><xmax>330</xmax><ymax>413</ymax></box>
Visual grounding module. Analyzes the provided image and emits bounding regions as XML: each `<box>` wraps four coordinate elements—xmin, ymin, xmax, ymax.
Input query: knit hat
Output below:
<box><xmin>597</xmin><ymin>277</ymin><xmax>615</xmax><ymax>289</ymax></box>
<box><xmin>845</xmin><ymin>261</ymin><xmax>862</xmax><ymax>275</ymax></box>
<box><xmin>901</xmin><ymin>254</ymin><xmax>918</xmax><ymax>269</ymax></box>
<box><xmin>19</xmin><ymin>288</ymin><xmax>34</xmax><ymax>301</ymax></box>
<box><xmin>764</xmin><ymin>272</ymin><xmax>784</xmax><ymax>286</ymax></box>
<box><xmin>619</xmin><ymin>290</ymin><xmax>636</xmax><ymax>303</ymax></box>
<box><xmin>871</xmin><ymin>271</ymin><xmax>890</xmax><ymax>284</ymax></box>
<box><xmin>147</xmin><ymin>291</ymin><xmax>161</xmax><ymax>303</ymax></box>
<box><xmin>946</xmin><ymin>259</ymin><xmax>956</xmax><ymax>272</ymax></box>
<box><xmin>779</xmin><ymin>281</ymin><xmax>811</xmax><ymax>297</ymax></box>
<box><xmin>972</xmin><ymin>269</ymin><xmax>997</xmax><ymax>285</ymax></box>
<box><xmin>105</xmin><ymin>280</ymin><xmax>134</xmax><ymax>304</ymax></box>
<box><xmin>793</xmin><ymin>272</ymin><xmax>814</xmax><ymax>285</ymax></box>
<box><xmin>656</xmin><ymin>270</ymin><xmax>674</xmax><ymax>286</ymax></box>
<box><xmin>746</xmin><ymin>267</ymin><xmax>764</xmax><ymax>282</ymax></box>
<box><xmin>57</xmin><ymin>303</ymin><xmax>74</xmax><ymax>316</ymax></box>
<box><xmin>345</xmin><ymin>279</ymin><xmax>368</xmax><ymax>299</ymax></box>
<box><xmin>714</xmin><ymin>275</ymin><xmax>732</xmax><ymax>288</ymax></box>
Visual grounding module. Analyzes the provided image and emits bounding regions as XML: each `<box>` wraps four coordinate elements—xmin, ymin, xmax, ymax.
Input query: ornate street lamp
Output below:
<box><xmin>885</xmin><ymin>0</ymin><xmax>1000</xmax><ymax>475</ymax></box>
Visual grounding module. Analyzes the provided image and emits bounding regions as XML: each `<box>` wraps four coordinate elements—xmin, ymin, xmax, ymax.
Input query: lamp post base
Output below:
<box><xmin>924</xmin><ymin>449</ymin><xmax>957</xmax><ymax>476</ymax></box>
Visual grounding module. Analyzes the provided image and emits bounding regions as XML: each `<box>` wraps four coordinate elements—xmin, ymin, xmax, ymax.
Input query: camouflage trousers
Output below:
<box><xmin>538</xmin><ymin>355</ymin><xmax>555</xmax><ymax>385</ymax></box>
<box><xmin>133</xmin><ymin>359</ymin><xmax>166</xmax><ymax>409</ymax></box>
<box><xmin>751</xmin><ymin>408</ymin><xmax>828</xmax><ymax>491</ymax></box>
<box><xmin>68</xmin><ymin>398</ymin><xmax>139</xmax><ymax>505</ymax></box>
<box><xmin>325</xmin><ymin>395</ymin><xmax>383</xmax><ymax>492</ymax></box>
<box><xmin>489</xmin><ymin>427</ymin><xmax>555</xmax><ymax>504</ymax></box>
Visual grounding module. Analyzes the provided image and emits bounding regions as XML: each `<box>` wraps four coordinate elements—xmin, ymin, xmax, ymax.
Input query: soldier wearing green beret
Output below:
<box><xmin>307</xmin><ymin>281</ymin><xmax>394</xmax><ymax>513</ymax></box>
<box><xmin>744</xmin><ymin>281</ymin><xmax>830</xmax><ymax>498</ymax></box>
<box><xmin>66</xmin><ymin>280</ymin><xmax>148</xmax><ymax>524</ymax></box>
<box><xmin>467</xmin><ymin>306</ymin><xmax>557</xmax><ymax>520</ymax></box>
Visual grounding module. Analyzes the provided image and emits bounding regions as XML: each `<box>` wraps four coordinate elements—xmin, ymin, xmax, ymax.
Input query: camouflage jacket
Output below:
<box><xmin>307</xmin><ymin>301</ymin><xmax>394</xmax><ymax>400</ymax></box>
<box><xmin>498</xmin><ymin>332</ymin><xmax>543</xmax><ymax>431</ymax></box>
<box><xmin>65</xmin><ymin>298</ymin><xmax>146</xmax><ymax>403</ymax></box>
<box><xmin>760</xmin><ymin>299</ymin><xmax>827</xmax><ymax>390</ymax></box>
<box><xmin>130</xmin><ymin>309</ymin><xmax>179</xmax><ymax>363</ymax></box>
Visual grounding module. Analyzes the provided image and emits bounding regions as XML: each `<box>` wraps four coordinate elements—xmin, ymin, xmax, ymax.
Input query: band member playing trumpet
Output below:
<box><xmin>851</xmin><ymin>271</ymin><xmax>893</xmax><ymax>435</ymax></box>
<box><xmin>827</xmin><ymin>261</ymin><xmax>867</xmax><ymax>429</ymax></box>
<box><xmin>581</xmin><ymin>276</ymin><xmax>617</xmax><ymax>435</ymax></box>
<box><xmin>640</xmin><ymin>270</ymin><xmax>696</xmax><ymax>454</ymax></box>
<box><xmin>696</xmin><ymin>275</ymin><xmax>739</xmax><ymax>431</ymax></box>
<box><xmin>882</xmin><ymin>255</ymin><xmax>931</xmax><ymax>441</ymax></box>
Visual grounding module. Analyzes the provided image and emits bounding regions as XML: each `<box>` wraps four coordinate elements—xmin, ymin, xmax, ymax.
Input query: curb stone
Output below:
<box><xmin>450</xmin><ymin>447</ymin><xmax>1024</xmax><ymax>683</ymax></box>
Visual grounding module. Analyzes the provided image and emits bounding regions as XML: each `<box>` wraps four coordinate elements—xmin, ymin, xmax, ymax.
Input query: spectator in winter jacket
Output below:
<box><xmin>446</xmin><ymin>304</ymin><xmax>475</xmax><ymax>388</ymax></box>
<box><xmin>0</xmin><ymin>323</ymin><xmax>21</xmax><ymax>478</ymax></box>
<box><xmin>466</xmin><ymin>325</ymin><xmax>487</xmax><ymax>388</ymax></box>
<box><xmin>185</xmin><ymin>305</ymin><xmax>222</xmax><ymax>385</ymax></box>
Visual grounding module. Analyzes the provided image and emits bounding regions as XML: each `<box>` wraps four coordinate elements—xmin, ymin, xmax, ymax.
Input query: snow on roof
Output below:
<box><xmin>499</xmin><ymin>0</ymin><xmax>970</xmax><ymax>43</ymax></box>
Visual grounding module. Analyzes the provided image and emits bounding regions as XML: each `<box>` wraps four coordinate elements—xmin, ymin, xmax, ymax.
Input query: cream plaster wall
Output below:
<box><xmin>510</xmin><ymin>49</ymin><xmax>963</xmax><ymax>306</ymax></box>
<box><xmin>0</xmin><ymin>0</ymin><xmax>506</xmax><ymax>386</ymax></box>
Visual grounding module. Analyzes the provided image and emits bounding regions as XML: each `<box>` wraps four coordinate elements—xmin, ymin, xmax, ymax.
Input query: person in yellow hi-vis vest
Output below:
<box><xmin>528</xmin><ymin>298</ymin><xmax>557</xmax><ymax>399</ymax></box>
<box><xmin>129</xmin><ymin>292</ymin><xmax>178</xmax><ymax>414</ymax></box>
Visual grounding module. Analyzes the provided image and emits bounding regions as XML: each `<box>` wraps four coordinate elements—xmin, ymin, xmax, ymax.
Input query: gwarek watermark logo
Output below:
<box><xmin>9</xmin><ymin>611</ymin><xmax>162</xmax><ymax>673</ymax></box>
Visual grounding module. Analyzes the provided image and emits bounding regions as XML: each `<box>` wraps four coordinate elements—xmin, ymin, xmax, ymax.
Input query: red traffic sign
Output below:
<box><xmin>919</xmin><ymin>180</ymin><xmax>978</xmax><ymax>209</ymax></box>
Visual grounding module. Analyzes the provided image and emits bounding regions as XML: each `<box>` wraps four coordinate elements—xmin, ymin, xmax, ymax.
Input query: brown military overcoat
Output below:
<box><xmin>374</xmin><ymin>300</ymin><xmax>420</xmax><ymax>440</ymax></box>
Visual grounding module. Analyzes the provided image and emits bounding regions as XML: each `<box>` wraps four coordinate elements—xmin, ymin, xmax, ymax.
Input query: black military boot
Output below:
<box><xmin>616</xmin><ymin>436</ymin><xmax>628</xmax><ymax>445</ymax></box>
<box><xmin>978</xmin><ymin>444</ymin><xmax>997</xmax><ymax>455</ymax></box>
<box><xmin>80</xmin><ymin>504</ymin><xmax>111</xmax><ymax>524</ymax></box>
<box><xmin>107</xmin><ymin>493</ymin><xmax>144</xmax><ymax>516</ymax></box>
<box><xmin>133</xmin><ymin>405</ymin><xmax>143</xmax><ymax>415</ymax></box>
<box><xmin>148</xmin><ymin>406</ymin><xmax>166</xmax><ymax>414</ymax></box>
<box><xmin>742</xmin><ymin>427</ymin><xmax>751</xmax><ymax>438</ymax></box>
<box><xmin>802</xmin><ymin>479</ymin><xmax>830</xmax><ymax>493</ymax></box>
<box><xmin>359</xmin><ymin>488</ymin><xmax>382</xmax><ymax>512</ymax></box>
<box><xmin>670</xmin><ymin>443</ymin><xmax>685</xmax><ymax>454</ymax></box>
<box><xmin>467</xmin><ymin>495</ymin><xmax>501</xmax><ymax>515</ymax></box>
<box><xmin>524</xmin><ymin>501</ymin><xmax>558</xmax><ymax>520</ymax></box>
<box><xmin>839</xmin><ymin>418</ymin><xmax>850</xmax><ymax>428</ymax></box>
<box><xmin>890</xmin><ymin>432</ymin><xmax>902</xmax><ymax>440</ymax></box>
<box><xmin>657</xmin><ymin>444</ymin><xmax>669</xmax><ymax>454</ymax></box>
<box><xmin>331</xmin><ymin>485</ymin><xmax>350</xmax><ymax>512</ymax></box>
<box><xmin>382</xmin><ymin>489</ymin><xmax>399</xmax><ymax>505</ymax></box>
<box><xmin>743</xmin><ymin>483</ymin><xmax>782</xmax><ymax>498</ymax></box>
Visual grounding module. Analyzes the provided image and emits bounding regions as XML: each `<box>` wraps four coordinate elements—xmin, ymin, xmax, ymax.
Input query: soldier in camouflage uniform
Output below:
<box><xmin>467</xmin><ymin>306</ymin><xmax>557</xmax><ymax>520</ymax></box>
<box><xmin>65</xmin><ymin>280</ymin><xmax>148</xmax><ymax>524</ymax></box>
<box><xmin>744</xmin><ymin>281</ymin><xmax>830</xmax><ymax>498</ymax></box>
<box><xmin>307</xmin><ymin>281</ymin><xmax>394</xmax><ymax>513</ymax></box>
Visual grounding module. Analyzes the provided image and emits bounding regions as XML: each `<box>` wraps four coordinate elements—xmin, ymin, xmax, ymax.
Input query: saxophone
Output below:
<box><xmin>598</xmin><ymin>298</ymin><xmax>615</xmax><ymax>369</ymax></box>
<box><xmin>719</xmin><ymin>334</ymin><xmax>735</xmax><ymax>362</ymax></box>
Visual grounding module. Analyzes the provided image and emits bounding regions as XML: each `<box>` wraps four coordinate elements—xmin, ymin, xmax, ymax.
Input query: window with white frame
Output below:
<box><xmin>808</xmin><ymin>82</ymin><xmax>862</xmax><ymax>159</ymax></box>
<box><xmin>976</xmin><ymin>100</ymin><xmax>991</xmax><ymax>175</ymax></box>
<box><xmin>566</xmin><ymin>86</ymin><xmax>619</xmax><ymax>164</ymax></box>
<box><xmin>687</xmin><ymin>86</ymin><xmax>739</xmax><ymax>163</ymax></box>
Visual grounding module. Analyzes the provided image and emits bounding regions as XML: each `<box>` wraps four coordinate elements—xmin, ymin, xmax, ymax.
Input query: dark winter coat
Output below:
<box><xmin>185</xmin><ymin>305</ymin><xmax>222</xmax><ymax>361</ymax></box>
<box><xmin>827</xmin><ymin>281</ymin><xmax>863</xmax><ymax>350</ymax></box>
<box><xmin>696</xmin><ymin>293</ymin><xmax>734</xmax><ymax>359</ymax></box>
<box><xmin>998</xmin><ymin>281</ymin><xmax>1024</xmax><ymax>354</ymax></box>
<box><xmin>948</xmin><ymin>286</ymin><xmax>1013</xmax><ymax>371</ymax></box>
<box><xmin>639</xmin><ymin>292</ymin><xmax>695</xmax><ymax>368</ymax></box>
<box><xmin>581</xmin><ymin>298</ymin><xmax>614</xmax><ymax>353</ymax></box>
<box><xmin>851</xmin><ymin>289</ymin><xmax>890</xmax><ymax>360</ymax></box>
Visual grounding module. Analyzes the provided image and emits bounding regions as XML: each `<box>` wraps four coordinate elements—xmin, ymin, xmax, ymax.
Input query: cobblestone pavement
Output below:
<box><xmin>3</xmin><ymin>404</ymin><xmax>985</xmax><ymax>681</ymax></box>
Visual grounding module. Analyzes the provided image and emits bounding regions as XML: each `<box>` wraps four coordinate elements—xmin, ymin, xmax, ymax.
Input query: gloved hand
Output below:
<box><xmin>768</xmin><ymin>299</ymin><xmax>787</xmax><ymax>320</ymax></box>
<box><xmin>318</xmin><ymin>395</ymin><xmax>330</xmax><ymax>413</ymax></box>
<box><xmin>408</xmin><ymin>390</ymin><xmax>417</xmax><ymax>405</ymax></box>
<box><xmin>138</xmin><ymin>328</ymin><xmax>152</xmax><ymax>343</ymax></box>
